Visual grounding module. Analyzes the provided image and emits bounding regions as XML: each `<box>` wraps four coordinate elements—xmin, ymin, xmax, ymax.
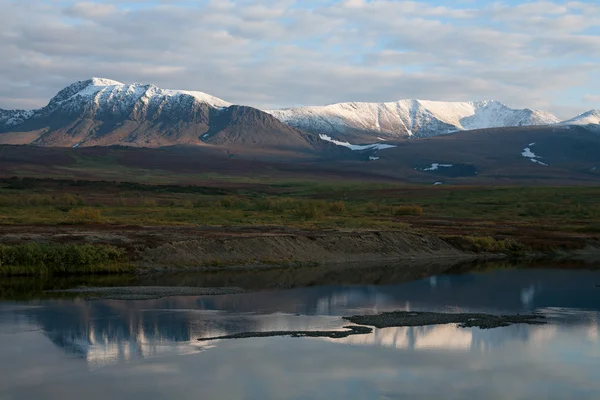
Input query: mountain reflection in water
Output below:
<box><xmin>1</xmin><ymin>268</ymin><xmax>600</xmax><ymax>371</ymax></box>
<box><xmin>3</xmin><ymin>268</ymin><xmax>600</xmax><ymax>399</ymax></box>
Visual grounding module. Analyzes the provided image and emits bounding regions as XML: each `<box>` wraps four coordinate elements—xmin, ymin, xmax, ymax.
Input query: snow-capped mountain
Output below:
<box><xmin>266</xmin><ymin>100</ymin><xmax>561</xmax><ymax>140</ymax></box>
<box><xmin>44</xmin><ymin>77</ymin><xmax>232</xmax><ymax>116</ymax></box>
<box><xmin>560</xmin><ymin>110</ymin><xmax>600</xmax><ymax>127</ymax></box>
<box><xmin>0</xmin><ymin>78</ymin><xmax>319</xmax><ymax>150</ymax></box>
<box><xmin>0</xmin><ymin>77</ymin><xmax>597</xmax><ymax>151</ymax></box>
<box><xmin>0</xmin><ymin>109</ymin><xmax>34</xmax><ymax>127</ymax></box>
<box><xmin>0</xmin><ymin>77</ymin><xmax>232</xmax><ymax>135</ymax></box>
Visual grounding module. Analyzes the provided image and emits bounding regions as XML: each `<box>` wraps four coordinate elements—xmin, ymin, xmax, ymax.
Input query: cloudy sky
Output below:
<box><xmin>1</xmin><ymin>0</ymin><xmax>599</xmax><ymax>118</ymax></box>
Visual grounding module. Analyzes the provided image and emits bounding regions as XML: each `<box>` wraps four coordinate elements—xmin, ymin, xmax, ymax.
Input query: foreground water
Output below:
<box><xmin>2</xmin><ymin>267</ymin><xmax>600</xmax><ymax>399</ymax></box>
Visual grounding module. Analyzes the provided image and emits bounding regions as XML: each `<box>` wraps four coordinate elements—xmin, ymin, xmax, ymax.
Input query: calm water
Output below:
<box><xmin>1</xmin><ymin>268</ymin><xmax>600</xmax><ymax>399</ymax></box>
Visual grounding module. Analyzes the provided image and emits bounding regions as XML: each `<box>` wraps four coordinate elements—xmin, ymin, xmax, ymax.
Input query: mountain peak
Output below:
<box><xmin>266</xmin><ymin>99</ymin><xmax>560</xmax><ymax>140</ymax></box>
<box><xmin>43</xmin><ymin>78</ymin><xmax>231</xmax><ymax>111</ymax></box>
<box><xmin>90</xmin><ymin>77</ymin><xmax>124</xmax><ymax>86</ymax></box>
<box><xmin>561</xmin><ymin>109</ymin><xmax>600</xmax><ymax>126</ymax></box>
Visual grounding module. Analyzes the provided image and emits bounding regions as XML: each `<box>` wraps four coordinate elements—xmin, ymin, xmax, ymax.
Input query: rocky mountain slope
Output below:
<box><xmin>0</xmin><ymin>109</ymin><xmax>34</xmax><ymax>128</ymax></box>
<box><xmin>0</xmin><ymin>78</ymin><xmax>598</xmax><ymax>150</ymax></box>
<box><xmin>0</xmin><ymin>78</ymin><xmax>320</xmax><ymax>152</ymax></box>
<box><xmin>266</xmin><ymin>100</ymin><xmax>561</xmax><ymax>141</ymax></box>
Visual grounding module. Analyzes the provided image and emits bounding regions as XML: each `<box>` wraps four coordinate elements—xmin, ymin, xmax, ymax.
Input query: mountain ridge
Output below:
<box><xmin>266</xmin><ymin>99</ymin><xmax>562</xmax><ymax>140</ymax></box>
<box><xmin>0</xmin><ymin>78</ymin><xmax>598</xmax><ymax>148</ymax></box>
<box><xmin>0</xmin><ymin>78</ymin><xmax>321</xmax><ymax>152</ymax></box>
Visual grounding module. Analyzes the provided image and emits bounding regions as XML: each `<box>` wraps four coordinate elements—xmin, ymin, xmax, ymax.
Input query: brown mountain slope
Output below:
<box><xmin>0</xmin><ymin>79</ymin><xmax>324</xmax><ymax>153</ymax></box>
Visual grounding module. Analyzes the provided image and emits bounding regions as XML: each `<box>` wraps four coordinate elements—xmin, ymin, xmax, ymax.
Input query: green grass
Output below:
<box><xmin>1</xmin><ymin>177</ymin><xmax>598</xmax><ymax>279</ymax></box>
<box><xmin>1</xmin><ymin>178</ymin><xmax>600</xmax><ymax>233</ymax></box>
<box><xmin>0</xmin><ymin>243</ymin><xmax>130</xmax><ymax>276</ymax></box>
<box><xmin>0</xmin><ymin>179</ymin><xmax>413</xmax><ymax>229</ymax></box>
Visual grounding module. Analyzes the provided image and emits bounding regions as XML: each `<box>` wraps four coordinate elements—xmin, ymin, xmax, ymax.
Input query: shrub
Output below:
<box><xmin>392</xmin><ymin>205</ymin><xmax>423</xmax><ymax>216</ymax></box>
<box><xmin>193</xmin><ymin>198</ymin><xmax>213</xmax><ymax>208</ymax></box>
<box><xmin>68</xmin><ymin>208</ymin><xmax>104</xmax><ymax>224</ymax></box>
<box><xmin>293</xmin><ymin>201</ymin><xmax>325</xmax><ymax>219</ymax></box>
<box><xmin>57</xmin><ymin>193</ymin><xmax>77</xmax><ymax>206</ymax></box>
<box><xmin>139</xmin><ymin>198</ymin><xmax>158</xmax><ymax>207</ymax></box>
<box><xmin>365</xmin><ymin>202</ymin><xmax>379</xmax><ymax>213</ymax></box>
<box><xmin>328</xmin><ymin>201</ymin><xmax>346</xmax><ymax>215</ymax></box>
<box><xmin>0</xmin><ymin>243</ymin><xmax>127</xmax><ymax>276</ymax></box>
<box><xmin>219</xmin><ymin>196</ymin><xmax>236</xmax><ymax>208</ymax></box>
<box><xmin>180</xmin><ymin>200</ymin><xmax>194</xmax><ymax>208</ymax></box>
<box><xmin>460</xmin><ymin>236</ymin><xmax>523</xmax><ymax>253</ymax></box>
<box><xmin>26</xmin><ymin>194</ymin><xmax>53</xmax><ymax>206</ymax></box>
<box><xmin>269</xmin><ymin>198</ymin><xmax>297</xmax><ymax>213</ymax></box>
<box><xmin>253</xmin><ymin>198</ymin><xmax>294</xmax><ymax>213</ymax></box>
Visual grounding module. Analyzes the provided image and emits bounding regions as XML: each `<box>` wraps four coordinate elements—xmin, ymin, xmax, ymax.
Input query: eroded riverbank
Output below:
<box><xmin>3</xmin><ymin>225</ymin><xmax>599</xmax><ymax>278</ymax></box>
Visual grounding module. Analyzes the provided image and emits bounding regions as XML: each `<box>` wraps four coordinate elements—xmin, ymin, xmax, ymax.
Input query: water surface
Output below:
<box><xmin>1</xmin><ymin>267</ymin><xmax>600</xmax><ymax>399</ymax></box>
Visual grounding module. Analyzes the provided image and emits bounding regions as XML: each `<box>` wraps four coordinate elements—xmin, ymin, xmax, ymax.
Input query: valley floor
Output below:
<box><xmin>0</xmin><ymin>175</ymin><xmax>599</xmax><ymax>276</ymax></box>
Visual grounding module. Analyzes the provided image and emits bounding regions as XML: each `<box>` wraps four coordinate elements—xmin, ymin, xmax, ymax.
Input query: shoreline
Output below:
<box><xmin>1</xmin><ymin>225</ymin><xmax>599</xmax><ymax>277</ymax></box>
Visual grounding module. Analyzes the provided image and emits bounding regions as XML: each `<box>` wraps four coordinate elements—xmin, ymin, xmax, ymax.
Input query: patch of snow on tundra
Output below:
<box><xmin>369</xmin><ymin>156</ymin><xmax>380</xmax><ymax>161</ymax></box>
<box><xmin>522</xmin><ymin>147</ymin><xmax>537</xmax><ymax>158</ymax></box>
<box><xmin>434</xmin><ymin>181</ymin><xmax>443</xmax><ymax>186</ymax></box>
<box><xmin>319</xmin><ymin>134</ymin><xmax>396</xmax><ymax>151</ymax></box>
<box><xmin>522</xmin><ymin>144</ymin><xmax>548</xmax><ymax>166</ymax></box>
<box><xmin>423</xmin><ymin>163</ymin><xmax>453</xmax><ymax>171</ymax></box>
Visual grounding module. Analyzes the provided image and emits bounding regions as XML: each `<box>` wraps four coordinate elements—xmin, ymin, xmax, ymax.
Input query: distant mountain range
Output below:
<box><xmin>266</xmin><ymin>100</ymin><xmax>561</xmax><ymax>141</ymax></box>
<box><xmin>0</xmin><ymin>78</ymin><xmax>598</xmax><ymax>149</ymax></box>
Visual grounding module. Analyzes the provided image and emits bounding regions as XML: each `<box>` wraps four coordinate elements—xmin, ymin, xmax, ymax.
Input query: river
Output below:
<box><xmin>1</xmin><ymin>266</ymin><xmax>600</xmax><ymax>399</ymax></box>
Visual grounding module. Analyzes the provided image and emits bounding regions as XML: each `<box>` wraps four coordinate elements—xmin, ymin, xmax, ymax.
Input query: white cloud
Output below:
<box><xmin>583</xmin><ymin>94</ymin><xmax>600</xmax><ymax>103</ymax></box>
<box><xmin>65</xmin><ymin>2</ymin><xmax>118</xmax><ymax>18</ymax></box>
<box><xmin>0</xmin><ymin>0</ymin><xmax>598</xmax><ymax>119</ymax></box>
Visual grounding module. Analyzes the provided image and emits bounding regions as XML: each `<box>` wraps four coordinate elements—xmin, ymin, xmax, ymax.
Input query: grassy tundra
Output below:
<box><xmin>0</xmin><ymin>177</ymin><xmax>599</xmax><ymax>275</ymax></box>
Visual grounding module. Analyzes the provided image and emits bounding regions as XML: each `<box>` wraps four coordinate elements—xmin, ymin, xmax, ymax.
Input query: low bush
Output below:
<box><xmin>392</xmin><ymin>205</ymin><xmax>423</xmax><ymax>216</ymax></box>
<box><xmin>328</xmin><ymin>201</ymin><xmax>346</xmax><ymax>215</ymax></box>
<box><xmin>68</xmin><ymin>208</ymin><xmax>104</xmax><ymax>224</ymax></box>
<box><xmin>139</xmin><ymin>198</ymin><xmax>158</xmax><ymax>207</ymax></box>
<box><xmin>0</xmin><ymin>243</ymin><xmax>128</xmax><ymax>276</ymax></box>
<box><xmin>365</xmin><ymin>202</ymin><xmax>379</xmax><ymax>213</ymax></box>
<box><xmin>293</xmin><ymin>201</ymin><xmax>326</xmax><ymax>219</ymax></box>
<box><xmin>219</xmin><ymin>196</ymin><xmax>237</xmax><ymax>208</ymax></box>
<box><xmin>459</xmin><ymin>236</ymin><xmax>523</xmax><ymax>253</ymax></box>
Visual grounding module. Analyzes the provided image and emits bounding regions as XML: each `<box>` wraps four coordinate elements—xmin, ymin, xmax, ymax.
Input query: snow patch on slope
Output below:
<box><xmin>415</xmin><ymin>163</ymin><xmax>454</xmax><ymax>172</ymax></box>
<box><xmin>319</xmin><ymin>134</ymin><xmax>396</xmax><ymax>151</ymax></box>
<box><xmin>423</xmin><ymin>163</ymin><xmax>453</xmax><ymax>171</ymax></box>
<box><xmin>522</xmin><ymin>143</ymin><xmax>548</xmax><ymax>166</ymax></box>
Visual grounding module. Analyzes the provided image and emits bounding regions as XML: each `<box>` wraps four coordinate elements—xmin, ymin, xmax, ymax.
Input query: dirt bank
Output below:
<box><xmin>3</xmin><ymin>225</ymin><xmax>598</xmax><ymax>275</ymax></box>
<box><xmin>137</xmin><ymin>230</ymin><xmax>475</xmax><ymax>271</ymax></box>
